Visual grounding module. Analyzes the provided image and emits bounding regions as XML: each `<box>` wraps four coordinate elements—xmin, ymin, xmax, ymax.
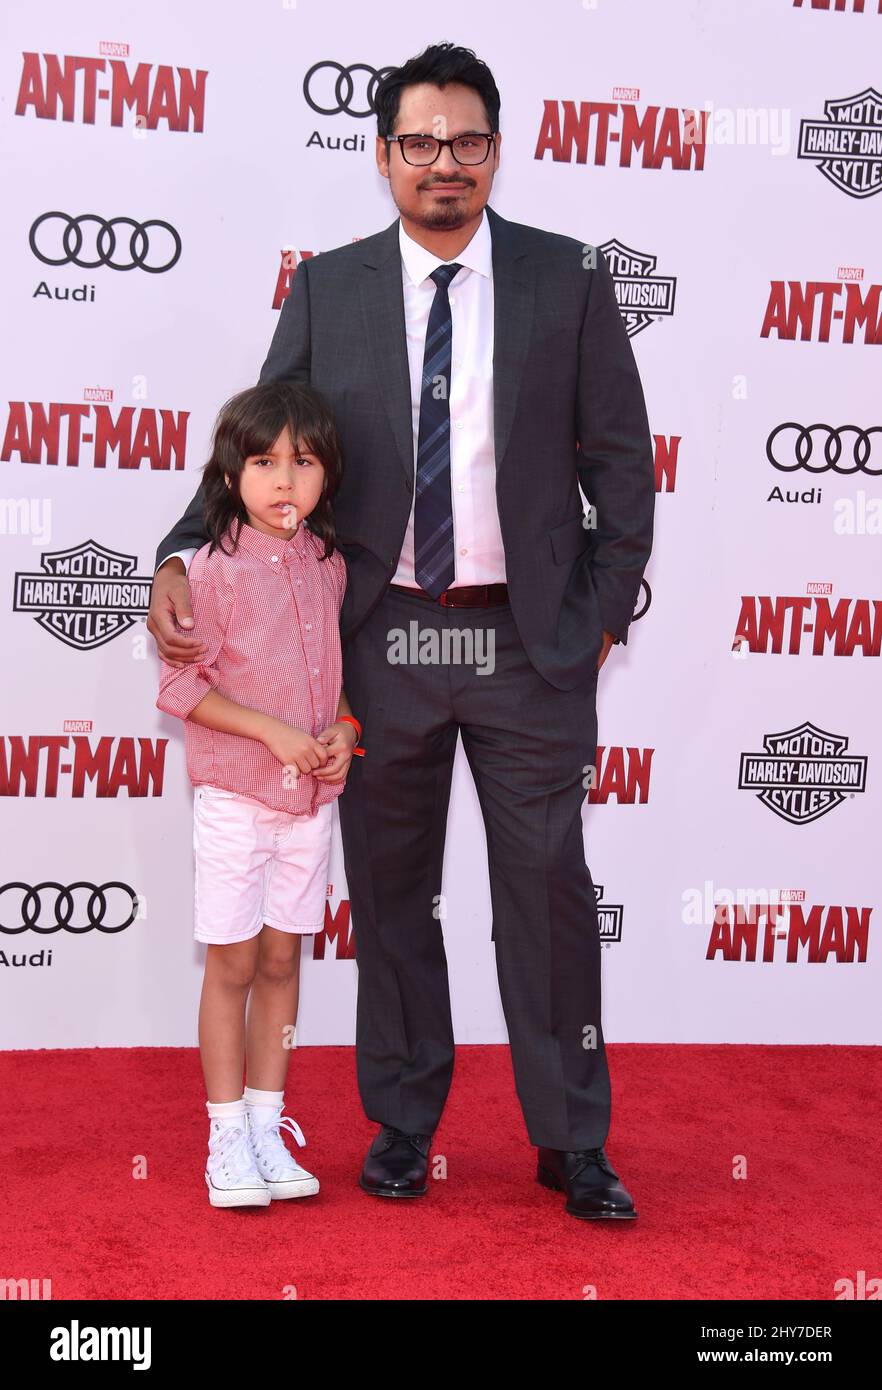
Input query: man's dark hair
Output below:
<box><xmin>373</xmin><ymin>42</ymin><xmax>501</xmax><ymax>139</ymax></box>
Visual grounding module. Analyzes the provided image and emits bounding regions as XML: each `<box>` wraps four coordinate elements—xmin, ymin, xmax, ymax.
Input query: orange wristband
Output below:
<box><xmin>338</xmin><ymin>714</ymin><xmax>362</xmax><ymax>745</ymax></box>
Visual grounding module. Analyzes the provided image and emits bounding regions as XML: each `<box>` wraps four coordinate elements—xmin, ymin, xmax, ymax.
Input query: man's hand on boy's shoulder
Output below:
<box><xmin>148</xmin><ymin>559</ymin><xmax>207</xmax><ymax>667</ymax></box>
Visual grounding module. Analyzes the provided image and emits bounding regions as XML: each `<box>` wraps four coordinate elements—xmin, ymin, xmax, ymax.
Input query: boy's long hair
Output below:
<box><xmin>201</xmin><ymin>381</ymin><xmax>344</xmax><ymax>559</ymax></box>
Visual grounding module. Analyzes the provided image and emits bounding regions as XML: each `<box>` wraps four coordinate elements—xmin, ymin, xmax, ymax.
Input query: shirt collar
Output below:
<box><xmin>399</xmin><ymin>205</ymin><xmax>492</xmax><ymax>289</ymax></box>
<box><xmin>229</xmin><ymin>517</ymin><xmax>309</xmax><ymax>568</ymax></box>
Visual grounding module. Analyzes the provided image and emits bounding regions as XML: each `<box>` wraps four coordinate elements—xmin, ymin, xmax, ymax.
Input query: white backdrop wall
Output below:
<box><xmin>1</xmin><ymin>0</ymin><xmax>879</xmax><ymax>1048</ymax></box>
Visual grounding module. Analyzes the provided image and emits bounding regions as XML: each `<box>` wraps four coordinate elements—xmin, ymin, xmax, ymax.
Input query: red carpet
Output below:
<box><xmin>2</xmin><ymin>1044</ymin><xmax>878</xmax><ymax>1301</ymax></box>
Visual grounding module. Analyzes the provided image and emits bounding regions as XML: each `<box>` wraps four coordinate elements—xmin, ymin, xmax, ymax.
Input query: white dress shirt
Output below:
<box><xmin>393</xmin><ymin>206</ymin><xmax>505</xmax><ymax>587</ymax></box>
<box><xmin>159</xmin><ymin>207</ymin><xmax>506</xmax><ymax>587</ymax></box>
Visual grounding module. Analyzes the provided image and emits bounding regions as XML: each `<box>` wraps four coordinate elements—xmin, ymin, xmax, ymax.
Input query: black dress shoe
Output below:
<box><xmin>536</xmin><ymin>1146</ymin><xmax>637</xmax><ymax>1220</ymax></box>
<box><xmin>359</xmin><ymin>1126</ymin><xmax>431</xmax><ymax>1197</ymax></box>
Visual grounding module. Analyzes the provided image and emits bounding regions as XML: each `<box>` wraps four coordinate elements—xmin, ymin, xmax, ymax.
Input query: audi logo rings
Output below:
<box><xmin>29</xmin><ymin>212</ymin><xmax>182</xmax><ymax>273</ymax></box>
<box><xmin>0</xmin><ymin>881</ymin><xmax>140</xmax><ymax>933</ymax></box>
<box><xmin>767</xmin><ymin>423</ymin><xmax>881</xmax><ymax>476</ymax></box>
<box><xmin>302</xmin><ymin>61</ymin><xmax>395</xmax><ymax>117</ymax></box>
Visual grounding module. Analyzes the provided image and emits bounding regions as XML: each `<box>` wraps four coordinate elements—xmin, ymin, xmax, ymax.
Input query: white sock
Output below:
<box><xmin>206</xmin><ymin>1096</ymin><xmax>246</xmax><ymax>1128</ymax></box>
<box><xmin>244</xmin><ymin>1086</ymin><xmax>284</xmax><ymax>1128</ymax></box>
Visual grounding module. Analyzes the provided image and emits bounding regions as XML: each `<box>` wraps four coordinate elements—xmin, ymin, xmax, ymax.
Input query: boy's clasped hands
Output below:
<box><xmin>262</xmin><ymin>717</ymin><xmax>358</xmax><ymax>784</ymax></box>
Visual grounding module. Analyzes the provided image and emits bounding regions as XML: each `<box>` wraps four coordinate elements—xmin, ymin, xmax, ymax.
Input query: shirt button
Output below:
<box><xmin>305</xmin><ymin>622</ymin><xmax>312</xmax><ymax>631</ymax></box>
<box><xmin>455</xmin><ymin>420</ymin><xmax>464</xmax><ymax>430</ymax></box>
<box><xmin>459</xmin><ymin>547</ymin><xmax>468</xmax><ymax>556</ymax></box>
<box><xmin>295</xmin><ymin>578</ymin><xmax>302</xmax><ymax>586</ymax></box>
<box><xmin>312</xmin><ymin>667</ymin><xmax>319</xmax><ymax>676</ymax></box>
<box><xmin>457</xmin><ymin>484</ymin><xmax>465</xmax><ymax>492</ymax></box>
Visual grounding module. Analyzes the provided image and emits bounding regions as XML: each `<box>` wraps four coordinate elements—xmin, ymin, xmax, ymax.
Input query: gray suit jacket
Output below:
<box><xmin>154</xmin><ymin>203</ymin><xmax>655</xmax><ymax>691</ymax></box>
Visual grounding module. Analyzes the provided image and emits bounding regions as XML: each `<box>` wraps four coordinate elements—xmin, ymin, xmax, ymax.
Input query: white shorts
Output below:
<box><xmin>192</xmin><ymin>783</ymin><xmax>333</xmax><ymax>945</ymax></box>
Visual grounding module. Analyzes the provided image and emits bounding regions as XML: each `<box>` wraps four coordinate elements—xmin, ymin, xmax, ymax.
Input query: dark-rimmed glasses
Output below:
<box><xmin>387</xmin><ymin>132</ymin><xmax>498</xmax><ymax>166</ymax></box>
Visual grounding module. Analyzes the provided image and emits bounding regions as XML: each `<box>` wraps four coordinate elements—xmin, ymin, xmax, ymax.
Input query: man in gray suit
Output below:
<box><xmin>148</xmin><ymin>42</ymin><xmax>654</xmax><ymax>1220</ymax></box>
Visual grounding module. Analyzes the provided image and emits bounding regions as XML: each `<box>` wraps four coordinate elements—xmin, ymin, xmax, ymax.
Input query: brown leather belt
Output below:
<box><xmin>388</xmin><ymin>582</ymin><xmax>509</xmax><ymax>608</ymax></box>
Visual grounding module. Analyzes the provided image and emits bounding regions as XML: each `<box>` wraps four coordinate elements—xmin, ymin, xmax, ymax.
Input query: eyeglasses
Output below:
<box><xmin>388</xmin><ymin>132</ymin><xmax>498</xmax><ymax>166</ymax></box>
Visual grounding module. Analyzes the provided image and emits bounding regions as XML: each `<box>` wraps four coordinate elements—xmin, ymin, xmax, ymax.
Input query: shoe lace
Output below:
<box><xmin>209</xmin><ymin>1122</ymin><xmax>260</xmax><ymax>1180</ymax></box>
<box><xmin>248</xmin><ymin>1108</ymin><xmax>306</xmax><ymax>1177</ymax></box>
<box><xmin>382</xmin><ymin>1125</ymin><xmax>427</xmax><ymax>1150</ymax></box>
<box><xmin>569</xmin><ymin>1147</ymin><xmax>613</xmax><ymax>1175</ymax></box>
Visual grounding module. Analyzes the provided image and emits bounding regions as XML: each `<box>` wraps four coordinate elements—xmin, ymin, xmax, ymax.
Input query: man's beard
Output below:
<box><xmin>397</xmin><ymin>183</ymin><xmax>476</xmax><ymax>230</ymax></box>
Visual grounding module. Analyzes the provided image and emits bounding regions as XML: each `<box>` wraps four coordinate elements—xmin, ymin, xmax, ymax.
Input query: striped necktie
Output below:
<box><xmin>413</xmin><ymin>261</ymin><xmax>462</xmax><ymax>598</ymax></box>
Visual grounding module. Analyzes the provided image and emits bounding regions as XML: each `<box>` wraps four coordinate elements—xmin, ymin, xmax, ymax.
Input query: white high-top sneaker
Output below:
<box><xmin>246</xmin><ymin>1105</ymin><xmax>320</xmax><ymax>1200</ymax></box>
<box><xmin>205</xmin><ymin>1117</ymin><xmax>271</xmax><ymax>1208</ymax></box>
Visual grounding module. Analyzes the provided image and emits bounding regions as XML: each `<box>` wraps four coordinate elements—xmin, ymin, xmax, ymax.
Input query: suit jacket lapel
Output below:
<box><xmin>358</xmin><ymin>203</ymin><xmax>535</xmax><ymax>488</ymax></box>
<box><xmin>485</xmin><ymin>203</ymin><xmax>534</xmax><ymax>474</ymax></box>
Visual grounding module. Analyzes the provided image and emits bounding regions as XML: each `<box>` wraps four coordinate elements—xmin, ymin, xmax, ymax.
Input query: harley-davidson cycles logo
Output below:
<box><xmin>13</xmin><ymin>539</ymin><xmax>151</xmax><ymax>650</ymax></box>
<box><xmin>600</xmin><ymin>240</ymin><xmax>677</xmax><ymax>338</ymax></box>
<box><xmin>738</xmin><ymin>721</ymin><xmax>868</xmax><ymax>824</ymax></box>
<box><xmin>798</xmin><ymin>87</ymin><xmax>882</xmax><ymax>198</ymax></box>
<box><xmin>595</xmin><ymin>884</ymin><xmax>624</xmax><ymax>944</ymax></box>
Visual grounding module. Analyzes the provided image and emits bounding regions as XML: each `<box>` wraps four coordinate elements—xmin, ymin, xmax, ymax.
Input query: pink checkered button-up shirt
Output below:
<box><xmin>156</xmin><ymin>519</ymin><xmax>347</xmax><ymax>815</ymax></box>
